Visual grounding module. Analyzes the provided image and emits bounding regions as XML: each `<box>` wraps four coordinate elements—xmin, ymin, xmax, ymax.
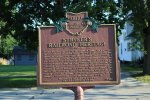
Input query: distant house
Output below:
<box><xmin>0</xmin><ymin>53</ymin><xmax>9</xmax><ymax>65</ymax></box>
<box><xmin>0</xmin><ymin>58</ymin><xmax>9</xmax><ymax>65</ymax></box>
<box><xmin>118</xmin><ymin>22</ymin><xmax>143</xmax><ymax>62</ymax></box>
<box><xmin>13</xmin><ymin>46</ymin><xmax>37</xmax><ymax>66</ymax></box>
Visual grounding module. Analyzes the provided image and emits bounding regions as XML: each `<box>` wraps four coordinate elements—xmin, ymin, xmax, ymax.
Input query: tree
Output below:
<box><xmin>0</xmin><ymin>0</ymin><xmax>124</xmax><ymax>57</ymax></box>
<box><xmin>0</xmin><ymin>35</ymin><xmax>18</xmax><ymax>59</ymax></box>
<box><xmin>1</xmin><ymin>0</ymin><xmax>66</xmax><ymax>57</ymax></box>
<box><xmin>1</xmin><ymin>0</ymin><xmax>64</xmax><ymax>50</ymax></box>
<box><xmin>0</xmin><ymin>0</ymin><xmax>19</xmax><ymax>59</ymax></box>
<box><xmin>122</xmin><ymin>0</ymin><xmax>150</xmax><ymax>74</ymax></box>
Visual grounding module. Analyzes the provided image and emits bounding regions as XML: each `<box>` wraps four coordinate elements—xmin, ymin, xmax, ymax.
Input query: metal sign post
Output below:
<box><xmin>64</xmin><ymin>86</ymin><xmax>94</xmax><ymax>100</ymax></box>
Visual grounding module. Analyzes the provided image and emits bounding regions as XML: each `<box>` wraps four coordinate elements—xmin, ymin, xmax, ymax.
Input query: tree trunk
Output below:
<box><xmin>143</xmin><ymin>26</ymin><xmax>150</xmax><ymax>75</ymax></box>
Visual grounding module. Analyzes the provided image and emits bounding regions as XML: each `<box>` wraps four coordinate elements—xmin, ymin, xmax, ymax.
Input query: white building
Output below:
<box><xmin>118</xmin><ymin>21</ymin><xmax>143</xmax><ymax>62</ymax></box>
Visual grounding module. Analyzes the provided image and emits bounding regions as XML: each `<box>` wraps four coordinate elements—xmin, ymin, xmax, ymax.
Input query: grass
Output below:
<box><xmin>121</xmin><ymin>64</ymin><xmax>142</xmax><ymax>72</ymax></box>
<box><xmin>0</xmin><ymin>77</ymin><xmax>36</xmax><ymax>88</ymax></box>
<box><xmin>132</xmin><ymin>73</ymin><xmax>150</xmax><ymax>84</ymax></box>
<box><xmin>0</xmin><ymin>65</ymin><xmax>36</xmax><ymax>76</ymax></box>
<box><xmin>0</xmin><ymin>65</ymin><xmax>36</xmax><ymax>88</ymax></box>
<box><xmin>0</xmin><ymin>64</ymin><xmax>150</xmax><ymax>88</ymax></box>
<box><xmin>121</xmin><ymin>64</ymin><xmax>150</xmax><ymax>84</ymax></box>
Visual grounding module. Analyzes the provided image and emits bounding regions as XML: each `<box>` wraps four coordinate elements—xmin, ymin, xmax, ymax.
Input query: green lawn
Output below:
<box><xmin>0</xmin><ymin>64</ymin><xmax>150</xmax><ymax>88</ymax></box>
<box><xmin>0</xmin><ymin>65</ymin><xmax>36</xmax><ymax>76</ymax></box>
<box><xmin>121</xmin><ymin>64</ymin><xmax>150</xmax><ymax>84</ymax></box>
<box><xmin>0</xmin><ymin>65</ymin><xmax>36</xmax><ymax>88</ymax></box>
<box><xmin>132</xmin><ymin>73</ymin><xmax>150</xmax><ymax>84</ymax></box>
<box><xmin>121</xmin><ymin>64</ymin><xmax>143</xmax><ymax>72</ymax></box>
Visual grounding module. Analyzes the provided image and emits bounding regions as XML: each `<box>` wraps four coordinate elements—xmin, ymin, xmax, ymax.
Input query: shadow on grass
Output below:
<box><xmin>131</xmin><ymin>72</ymin><xmax>150</xmax><ymax>84</ymax></box>
<box><xmin>0</xmin><ymin>76</ymin><xmax>37</xmax><ymax>88</ymax></box>
<box><xmin>121</xmin><ymin>63</ymin><xmax>142</xmax><ymax>72</ymax></box>
<box><xmin>131</xmin><ymin>73</ymin><xmax>144</xmax><ymax>77</ymax></box>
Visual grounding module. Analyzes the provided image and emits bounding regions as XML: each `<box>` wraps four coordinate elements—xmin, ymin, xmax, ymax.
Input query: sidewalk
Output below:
<box><xmin>0</xmin><ymin>72</ymin><xmax>150</xmax><ymax>100</ymax></box>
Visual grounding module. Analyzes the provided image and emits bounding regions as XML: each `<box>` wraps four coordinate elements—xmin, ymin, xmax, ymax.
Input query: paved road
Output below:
<box><xmin>0</xmin><ymin>72</ymin><xmax>150</xmax><ymax>100</ymax></box>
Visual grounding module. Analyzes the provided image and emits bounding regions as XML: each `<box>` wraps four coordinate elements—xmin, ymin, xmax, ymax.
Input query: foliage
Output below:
<box><xmin>122</xmin><ymin>0</ymin><xmax>150</xmax><ymax>50</ymax></box>
<box><xmin>0</xmin><ymin>35</ymin><xmax>18</xmax><ymax>58</ymax></box>
<box><xmin>122</xmin><ymin>0</ymin><xmax>150</xmax><ymax>74</ymax></box>
<box><xmin>0</xmin><ymin>0</ymin><xmax>125</xmax><ymax>52</ymax></box>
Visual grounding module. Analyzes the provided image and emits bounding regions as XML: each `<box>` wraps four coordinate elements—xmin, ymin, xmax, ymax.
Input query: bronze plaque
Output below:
<box><xmin>38</xmin><ymin>12</ymin><xmax>120</xmax><ymax>87</ymax></box>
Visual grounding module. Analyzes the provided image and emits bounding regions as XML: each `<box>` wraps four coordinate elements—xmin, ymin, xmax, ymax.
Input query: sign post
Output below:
<box><xmin>38</xmin><ymin>12</ymin><xmax>120</xmax><ymax>99</ymax></box>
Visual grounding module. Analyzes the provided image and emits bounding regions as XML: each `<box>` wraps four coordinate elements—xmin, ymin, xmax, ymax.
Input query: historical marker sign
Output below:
<box><xmin>38</xmin><ymin>12</ymin><xmax>120</xmax><ymax>87</ymax></box>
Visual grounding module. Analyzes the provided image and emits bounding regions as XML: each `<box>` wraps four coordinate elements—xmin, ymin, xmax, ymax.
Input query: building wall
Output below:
<box><xmin>125</xmin><ymin>22</ymin><xmax>133</xmax><ymax>36</ymax></box>
<box><xmin>132</xmin><ymin>50</ymin><xmax>143</xmax><ymax>61</ymax></box>
<box><xmin>118</xmin><ymin>32</ymin><xmax>133</xmax><ymax>61</ymax></box>
<box><xmin>118</xmin><ymin>22</ymin><xmax>143</xmax><ymax>62</ymax></box>
<box><xmin>14</xmin><ymin>54</ymin><xmax>37</xmax><ymax>66</ymax></box>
